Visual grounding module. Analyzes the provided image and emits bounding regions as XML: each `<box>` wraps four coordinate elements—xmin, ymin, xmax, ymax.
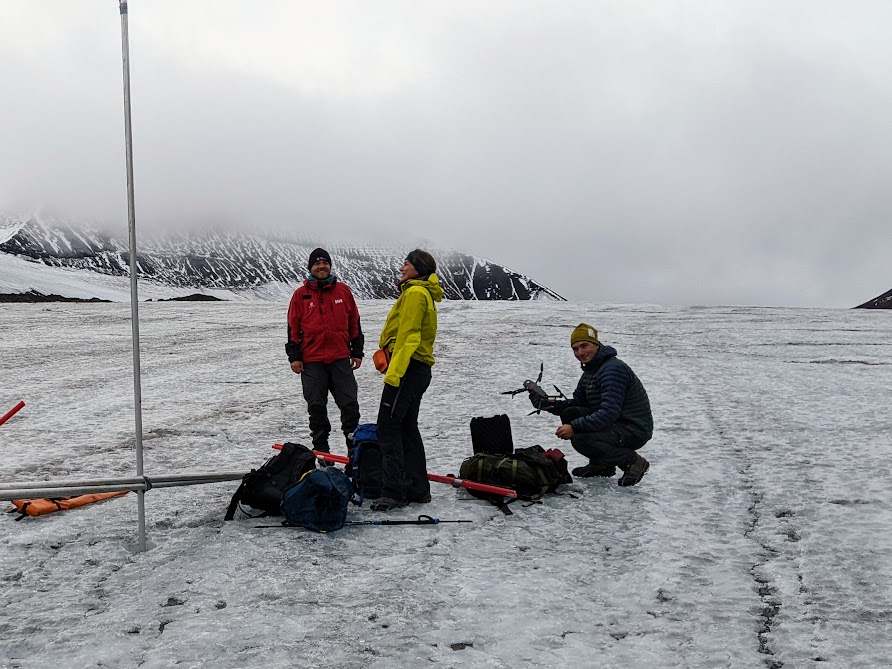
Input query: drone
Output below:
<box><xmin>502</xmin><ymin>363</ymin><xmax>567</xmax><ymax>415</ymax></box>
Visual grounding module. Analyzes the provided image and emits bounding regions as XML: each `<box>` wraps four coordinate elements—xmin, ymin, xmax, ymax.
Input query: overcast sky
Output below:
<box><xmin>2</xmin><ymin>1</ymin><xmax>891</xmax><ymax>307</ymax></box>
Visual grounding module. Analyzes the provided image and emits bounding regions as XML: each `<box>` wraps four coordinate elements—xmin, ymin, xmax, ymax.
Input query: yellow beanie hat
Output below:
<box><xmin>570</xmin><ymin>323</ymin><xmax>599</xmax><ymax>345</ymax></box>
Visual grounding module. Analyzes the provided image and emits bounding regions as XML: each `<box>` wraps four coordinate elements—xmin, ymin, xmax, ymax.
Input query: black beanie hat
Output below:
<box><xmin>308</xmin><ymin>248</ymin><xmax>332</xmax><ymax>271</ymax></box>
<box><xmin>405</xmin><ymin>250</ymin><xmax>435</xmax><ymax>277</ymax></box>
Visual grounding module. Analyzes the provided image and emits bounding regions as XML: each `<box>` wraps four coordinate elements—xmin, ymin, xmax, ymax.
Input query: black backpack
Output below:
<box><xmin>349</xmin><ymin>423</ymin><xmax>383</xmax><ymax>505</ymax></box>
<box><xmin>224</xmin><ymin>443</ymin><xmax>317</xmax><ymax>520</ymax></box>
<box><xmin>458</xmin><ymin>445</ymin><xmax>572</xmax><ymax>502</ymax></box>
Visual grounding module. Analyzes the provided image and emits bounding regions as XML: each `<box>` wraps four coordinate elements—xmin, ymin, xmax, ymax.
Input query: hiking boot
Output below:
<box><xmin>369</xmin><ymin>497</ymin><xmax>407</xmax><ymax>512</ymax></box>
<box><xmin>571</xmin><ymin>462</ymin><xmax>617</xmax><ymax>478</ymax></box>
<box><xmin>618</xmin><ymin>454</ymin><xmax>649</xmax><ymax>487</ymax></box>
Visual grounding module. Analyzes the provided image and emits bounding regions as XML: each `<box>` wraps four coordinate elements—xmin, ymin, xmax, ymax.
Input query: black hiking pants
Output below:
<box><xmin>376</xmin><ymin>358</ymin><xmax>432</xmax><ymax>502</ymax></box>
<box><xmin>300</xmin><ymin>359</ymin><xmax>360</xmax><ymax>452</ymax></box>
<box><xmin>560</xmin><ymin>406</ymin><xmax>645</xmax><ymax>469</ymax></box>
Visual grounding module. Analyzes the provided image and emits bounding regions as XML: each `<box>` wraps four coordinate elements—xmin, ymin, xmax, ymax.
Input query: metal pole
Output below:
<box><xmin>118</xmin><ymin>0</ymin><xmax>146</xmax><ymax>552</ymax></box>
<box><xmin>0</xmin><ymin>475</ymin><xmax>247</xmax><ymax>503</ymax></box>
<box><xmin>0</xmin><ymin>471</ymin><xmax>248</xmax><ymax>492</ymax></box>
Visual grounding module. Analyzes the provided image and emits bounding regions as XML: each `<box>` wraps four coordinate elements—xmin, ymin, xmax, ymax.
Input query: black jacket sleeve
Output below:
<box><xmin>349</xmin><ymin>317</ymin><xmax>365</xmax><ymax>359</ymax></box>
<box><xmin>285</xmin><ymin>323</ymin><xmax>302</xmax><ymax>363</ymax></box>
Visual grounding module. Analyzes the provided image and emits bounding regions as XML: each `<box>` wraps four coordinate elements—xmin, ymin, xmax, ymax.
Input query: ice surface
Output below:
<box><xmin>1</xmin><ymin>301</ymin><xmax>891</xmax><ymax>668</ymax></box>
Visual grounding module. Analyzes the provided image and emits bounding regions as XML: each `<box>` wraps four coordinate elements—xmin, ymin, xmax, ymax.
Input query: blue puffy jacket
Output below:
<box><xmin>553</xmin><ymin>344</ymin><xmax>653</xmax><ymax>443</ymax></box>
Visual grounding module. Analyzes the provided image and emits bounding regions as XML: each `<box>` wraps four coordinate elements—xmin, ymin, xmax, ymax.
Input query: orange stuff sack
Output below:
<box><xmin>373</xmin><ymin>347</ymin><xmax>391</xmax><ymax>373</ymax></box>
<box><xmin>11</xmin><ymin>491</ymin><xmax>129</xmax><ymax>519</ymax></box>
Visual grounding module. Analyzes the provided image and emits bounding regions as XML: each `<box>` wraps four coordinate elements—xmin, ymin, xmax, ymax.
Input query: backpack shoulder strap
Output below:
<box><xmin>224</xmin><ymin>480</ymin><xmax>247</xmax><ymax>521</ymax></box>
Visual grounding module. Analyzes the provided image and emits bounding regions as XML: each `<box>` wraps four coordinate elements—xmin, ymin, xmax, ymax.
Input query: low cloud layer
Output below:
<box><xmin>2</xmin><ymin>1</ymin><xmax>890</xmax><ymax>306</ymax></box>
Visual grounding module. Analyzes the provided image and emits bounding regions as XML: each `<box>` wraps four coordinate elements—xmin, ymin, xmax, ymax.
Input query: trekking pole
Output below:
<box><xmin>255</xmin><ymin>514</ymin><xmax>472</xmax><ymax>529</ymax></box>
<box><xmin>346</xmin><ymin>514</ymin><xmax>472</xmax><ymax>526</ymax></box>
<box><xmin>272</xmin><ymin>444</ymin><xmax>518</xmax><ymax>499</ymax></box>
<box><xmin>0</xmin><ymin>401</ymin><xmax>25</xmax><ymax>428</ymax></box>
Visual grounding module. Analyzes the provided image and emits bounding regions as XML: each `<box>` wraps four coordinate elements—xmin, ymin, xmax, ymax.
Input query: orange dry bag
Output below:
<box><xmin>10</xmin><ymin>491</ymin><xmax>129</xmax><ymax>520</ymax></box>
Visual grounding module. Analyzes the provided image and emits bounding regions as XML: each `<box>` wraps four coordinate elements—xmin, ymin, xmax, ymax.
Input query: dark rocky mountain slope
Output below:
<box><xmin>0</xmin><ymin>216</ymin><xmax>563</xmax><ymax>301</ymax></box>
<box><xmin>855</xmin><ymin>289</ymin><xmax>892</xmax><ymax>309</ymax></box>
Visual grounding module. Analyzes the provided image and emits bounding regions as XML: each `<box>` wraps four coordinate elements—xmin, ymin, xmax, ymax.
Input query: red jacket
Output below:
<box><xmin>286</xmin><ymin>278</ymin><xmax>364</xmax><ymax>364</ymax></box>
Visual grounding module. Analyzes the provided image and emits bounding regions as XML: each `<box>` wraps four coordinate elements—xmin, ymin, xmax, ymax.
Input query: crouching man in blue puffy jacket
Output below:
<box><xmin>534</xmin><ymin>323</ymin><xmax>653</xmax><ymax>487</ymax></box>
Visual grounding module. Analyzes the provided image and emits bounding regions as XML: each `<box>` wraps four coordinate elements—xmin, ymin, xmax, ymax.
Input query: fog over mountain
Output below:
<box><xmin>0</xmin><ymin>214</ymin><xmax>563</xmax><ymax>302</ymax></box>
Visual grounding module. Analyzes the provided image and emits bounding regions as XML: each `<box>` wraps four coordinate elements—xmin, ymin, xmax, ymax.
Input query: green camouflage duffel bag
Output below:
<box><xmin>458</xmin><ymin>445</ymin><xmax>571</xmax><ymax>500</ymax></box>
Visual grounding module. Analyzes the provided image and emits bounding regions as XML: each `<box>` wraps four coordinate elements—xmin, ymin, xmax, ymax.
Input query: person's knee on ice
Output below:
<box><xmin>568</xmin><ymin>430</ymin><xmax>619</xmax><ymax>477</ymax></box>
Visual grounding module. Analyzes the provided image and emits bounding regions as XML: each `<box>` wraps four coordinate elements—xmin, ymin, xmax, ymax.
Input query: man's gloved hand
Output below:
<box><xmin>529</xmin><ymin>391</ymin><xmax>552</xmax><ymax>412</ymax></box>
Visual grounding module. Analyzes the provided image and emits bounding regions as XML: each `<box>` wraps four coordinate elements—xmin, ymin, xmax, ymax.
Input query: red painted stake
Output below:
<box><xmin>0</xmin><ymin>401</ymin><xmax>25</xmax><ymax>428</ymax></box>
<box><xmin>272</xmin><ymin>443</ymin><xmax>518</xmax><ymax>499</ymax></box>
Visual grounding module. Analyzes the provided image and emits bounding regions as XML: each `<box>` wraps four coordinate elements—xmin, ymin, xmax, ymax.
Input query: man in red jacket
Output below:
<box><xmin>286</xmin><ymin>248</ymin><xmax>364</xmax><ymax>453</ymax></box>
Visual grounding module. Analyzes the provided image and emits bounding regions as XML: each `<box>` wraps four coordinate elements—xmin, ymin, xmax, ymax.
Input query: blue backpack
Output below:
<box><xmin>349</xmin><ymin>423</ymin><xmax>383</xmax><ymax>505</ymax></box>
<box><xmin>280</xmin><ymin>467</ymin><xmax>352</xmax><ymax>532</ymax></box>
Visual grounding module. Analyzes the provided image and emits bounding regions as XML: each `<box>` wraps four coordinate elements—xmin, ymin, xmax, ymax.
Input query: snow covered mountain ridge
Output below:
<box><xmin>0</xmin><ymin>214</ymin><xmax>564</xmax><ymax>301</ymax></box>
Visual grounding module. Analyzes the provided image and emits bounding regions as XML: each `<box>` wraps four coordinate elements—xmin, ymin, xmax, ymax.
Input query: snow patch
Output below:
<box><xmin>0</xmin><ymin>216</ymin><xmax>27</xmax><ymax>246</ymax></box>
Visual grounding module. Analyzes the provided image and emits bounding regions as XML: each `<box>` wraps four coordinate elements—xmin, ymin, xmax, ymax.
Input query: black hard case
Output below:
<box><xmin>470</xmin><ymin>414</ymin><xmax>514</xmax><ymax>455</ymax></box>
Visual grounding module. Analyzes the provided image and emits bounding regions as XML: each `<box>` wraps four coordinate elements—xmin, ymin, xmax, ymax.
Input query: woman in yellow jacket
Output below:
<box><xmin>370</xmin><ymin>250</ymin><xmax>444</xmax><ymax>511</ymax></box>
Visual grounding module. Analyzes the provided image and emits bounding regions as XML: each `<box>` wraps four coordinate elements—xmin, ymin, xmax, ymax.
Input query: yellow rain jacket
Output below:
<box><xmin>379</xmin><ymin>273</ymin><xmax>444</xmax><ymax>387</ymax></box>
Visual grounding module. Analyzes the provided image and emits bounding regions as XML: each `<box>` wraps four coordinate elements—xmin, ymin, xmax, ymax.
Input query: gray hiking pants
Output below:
<box><xmin>300</xmin><ymin>359</ymin><xmax>360</xmax><ymax>451</ymax></box>
<box><xmin>560</xmin><ymin>406</ymin><xmax>644</xmax><ymax>469</ymax></box>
